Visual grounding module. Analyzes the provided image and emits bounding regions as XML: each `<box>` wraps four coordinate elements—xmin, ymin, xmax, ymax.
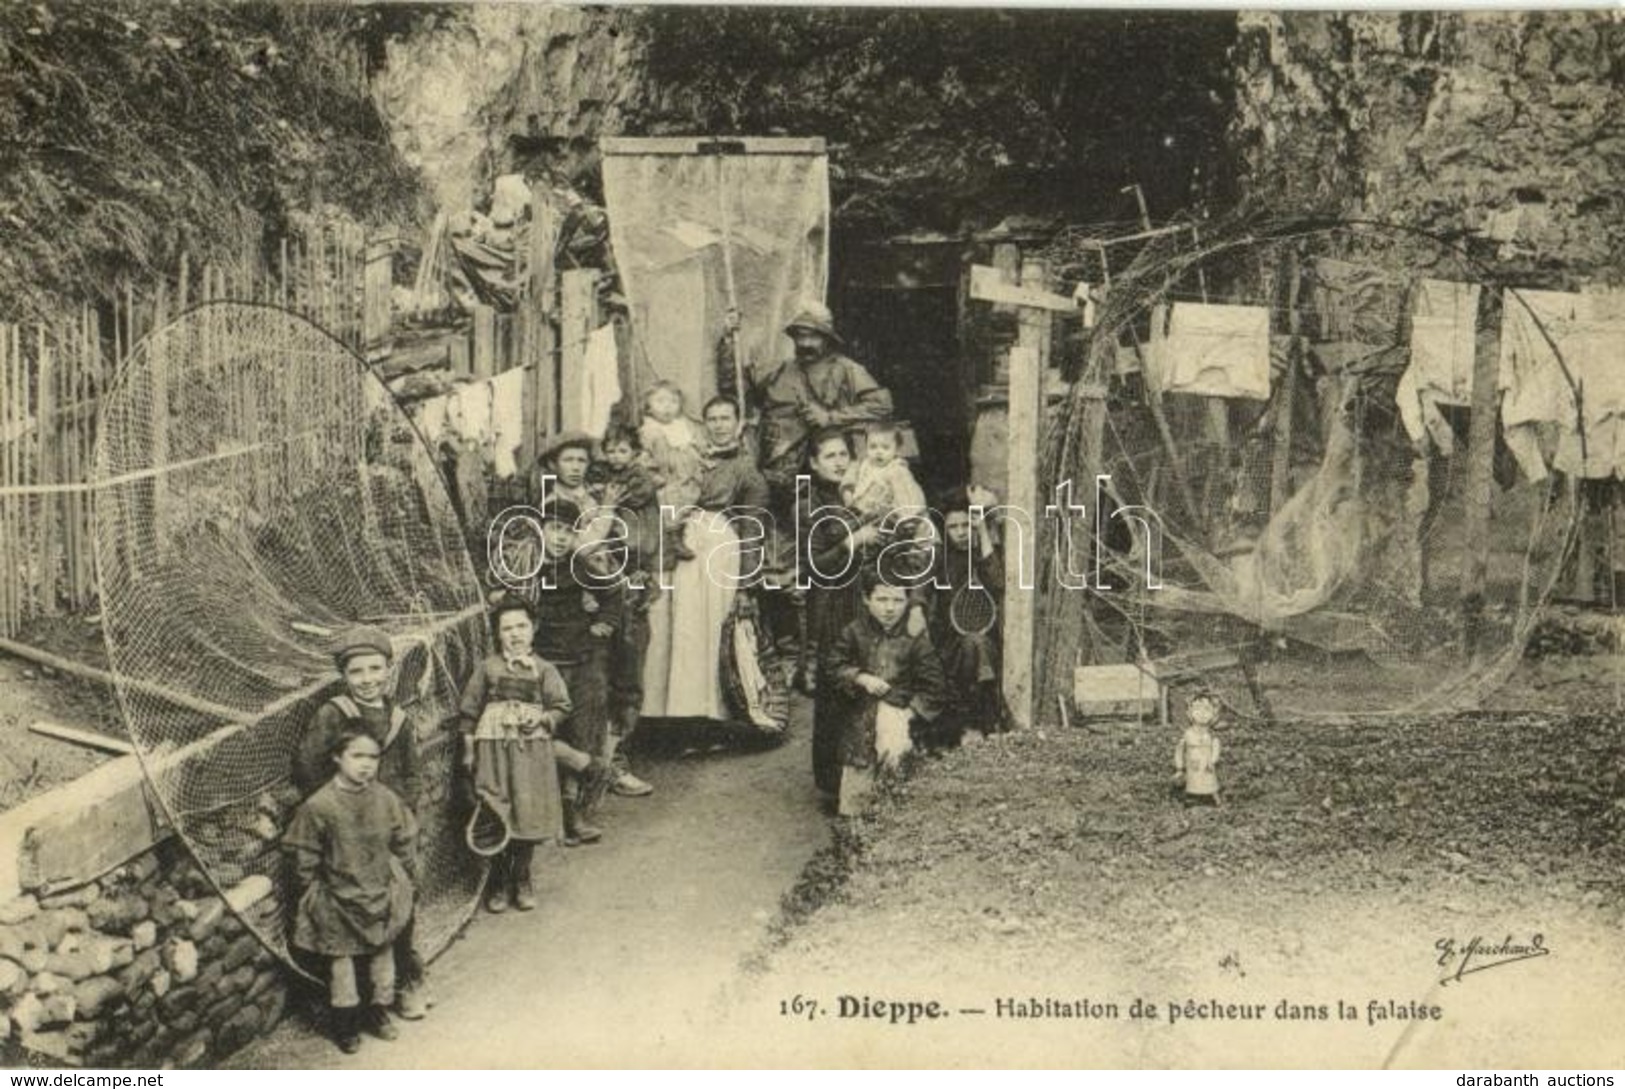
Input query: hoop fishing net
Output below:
<box><xmin>1034</xmin><ymin>217</ymin><xmax>1583</xmax><ymax>721</ymax></box>
<box><xmin>601</xmin><ymin>143</ymin><xmax>829</xmax><ymax>404</ymax></box>
<box><xmin>92</xmin><ymin>302</ymin><xmax>488</xmax><ymax>977</ymax></box>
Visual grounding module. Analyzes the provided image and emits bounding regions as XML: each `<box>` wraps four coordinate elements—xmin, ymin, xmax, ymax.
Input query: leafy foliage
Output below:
<box><xmin>637</xmin><ymin>8</ymin><xmax>1238</xmax><ymax>233</ymax></box>
<box><xmin>0</xmin><ymin>2</ymin><xmax>444</xmax><ymax>320</ymax></box>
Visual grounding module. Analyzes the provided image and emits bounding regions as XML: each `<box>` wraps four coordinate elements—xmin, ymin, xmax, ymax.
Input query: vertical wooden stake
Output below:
<box><xmin>1001</xmin><ymin>257</ymin><xmax>1050</xmax><ymax>731</ymax></box>
<box><xmin>37</xmin><ymin>328</ymin><xmax>56</xmax><ymax>616</ymax></box>
<box><xmin>560</xmin><ymin>268</ymin><xmax>598</xmax><ymax>433</ymax></box>
<box><xmin>523</xmin><ymin>195</ymin><xmax>559</xmax><ymax>467</ymax></box>
<box><xmin>1461</xmin><ymin>287</ymin><xmax>1502</xmax><ymax>657</ymax></box>
<box><xmin>472</xmin><ymin>304</ymin><xmax>496</xmax><ymax>379</ymax></box>
<box><xmin>1269</xmin><ymin>252</ymin><xmax>1301</xmax><ymax>515</ymax></box>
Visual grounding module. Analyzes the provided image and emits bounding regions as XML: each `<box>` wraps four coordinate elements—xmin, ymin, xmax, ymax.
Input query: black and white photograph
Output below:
<box><xmin>0</xmin><ymin>2</ymin><xmax>1621</xmax><ymax>1072</ymax></box>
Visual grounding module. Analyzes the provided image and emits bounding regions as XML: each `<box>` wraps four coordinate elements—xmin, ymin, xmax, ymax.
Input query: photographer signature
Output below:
<box><xmin>1434</xmin><ymin>933</ymin><xmax>1549</xmax><ymax>985</ymax></box>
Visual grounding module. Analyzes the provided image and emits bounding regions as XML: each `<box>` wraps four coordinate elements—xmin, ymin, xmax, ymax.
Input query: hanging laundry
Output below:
<box><xmin>581</xmin><ymin>323</ymin><xmax>623</xmax><ymax>438</ymax></box>
<box><xmin>1396</xmin><ymin>279</ymin><xmax>1480</xmax><ymax>452</ymax></box>
<box><xmin>1150</xmin><ymin>302</ymin><xmax>1271</xmax><ymax>401</ymax></box>
<box><xmin>1499</xmin><ymin>288</ymin><xmax>1625</xmax><ymax>480</ymax></box>
<box><xmin>489</xmin><ymin>366</ymin><xmax>526</xmax><ymax>479</ymax></box>
<box><xmin>1311</xmin><ymin>258</ymin><xmax>1404</xmax><ymax>344</ymax></box>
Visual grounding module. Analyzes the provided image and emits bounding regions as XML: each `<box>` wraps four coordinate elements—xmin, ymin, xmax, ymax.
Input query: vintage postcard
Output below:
<box><xmin>0</xmin><ymin>3</ymin><xmax>1620</xmax><ymax>1072</ymax></box>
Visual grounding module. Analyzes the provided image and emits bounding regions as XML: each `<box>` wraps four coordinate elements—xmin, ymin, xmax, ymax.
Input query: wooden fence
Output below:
<box><xmin>0</xmin><ymin>225</ymin><xmax>393</xmax><ymax>638</ymax></box>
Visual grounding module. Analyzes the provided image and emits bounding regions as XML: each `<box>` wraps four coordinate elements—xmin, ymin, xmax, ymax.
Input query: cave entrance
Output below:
<box><xmin>830</xmin><ymin>233</ymin><xmax>973</xmax><ymax>501</ymax></box>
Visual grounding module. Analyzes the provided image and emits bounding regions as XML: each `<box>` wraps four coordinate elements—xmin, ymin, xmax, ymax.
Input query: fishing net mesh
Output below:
<box><xmin>1034</xmin><ymin>219</ymin><xmax>1581</xmax><ymax>721</ymax></box>
<box><xmin>601</xmin><ymin>147</ymin><xmax>829</xmax><ymax>406</ymax></box>
<box><xmin>92</xmin><ymin>302</ymin><xmax>487</xmax><ymax>977</ymax></box>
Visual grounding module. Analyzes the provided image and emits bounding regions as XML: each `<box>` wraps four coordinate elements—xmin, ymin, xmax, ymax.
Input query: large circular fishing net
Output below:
<box><xmin>92</xmin><ymin>302</ymin><xmax>488</xmax><ymax>977</ymax></box>
<box><xmin>1034</xmin><ymin>218</ymin><xmax>1583</xmax><ymax>721</ymax></box>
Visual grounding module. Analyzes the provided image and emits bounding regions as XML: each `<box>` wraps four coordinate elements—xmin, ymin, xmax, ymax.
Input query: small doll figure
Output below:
<box><xmin>1173</xmin><ymin>688</ymin><xmax>1222</xmax><ymax>807</ymax></box>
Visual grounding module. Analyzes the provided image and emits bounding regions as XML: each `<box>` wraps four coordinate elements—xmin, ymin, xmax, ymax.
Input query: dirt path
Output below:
<box><xmin>235</xmin><ymin>704</ymin><xmax>829</xmax><ymax>1069</ymax></box>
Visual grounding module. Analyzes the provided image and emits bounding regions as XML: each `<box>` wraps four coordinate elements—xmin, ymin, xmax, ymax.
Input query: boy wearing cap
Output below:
<box><xmin>523</xmin><ymin>495</ymin><xmax>621</xmax><ymax>843</ymax></box>
<box><xmin>294</xmin><ymin>626</ymin><xmax>431</xmax><ymax>1022</ymax></box>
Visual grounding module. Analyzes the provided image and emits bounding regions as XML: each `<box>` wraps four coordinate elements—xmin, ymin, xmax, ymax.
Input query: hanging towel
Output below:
<box><xmin>1499</xmin><ymin>289</ymin><xmax>1625</xmax><ymax>480</ymax></box>
<box><xmin>1150</xmin><ymin>302</ymin><xmax>1271</xmax><ymax>401</ymax></box>
<box><xmin>1397</xmin><ymin>279</ymin><xmax>1480</xmax><ymax>451</ymax></box>
<box><xmin>581</xmin><ymin>323</ymin><xmax>623</xmax><ymax>439</ymax></box>
<box><xmin>490</xmin><ymin>366</ymin><xmax>527</xmax><ymax>479</ymax></box>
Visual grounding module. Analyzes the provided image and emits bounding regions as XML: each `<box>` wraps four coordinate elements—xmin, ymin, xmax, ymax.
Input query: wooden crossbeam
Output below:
<box><xmin>968</xmin><ymin>265</ymin><xmax>1078</xmax><ymax>313</ymax></box>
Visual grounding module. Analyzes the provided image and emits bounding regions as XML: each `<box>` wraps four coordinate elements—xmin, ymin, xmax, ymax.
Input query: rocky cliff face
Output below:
<box><xmin>1232</xmin><ymin>11</ymin><xmax>1624</xmax><ymax>278</ymax></box>
<box><xmin>371</xmin><ymin>6</ymin><xmax>643</xmax><ymax>213</ymax></box>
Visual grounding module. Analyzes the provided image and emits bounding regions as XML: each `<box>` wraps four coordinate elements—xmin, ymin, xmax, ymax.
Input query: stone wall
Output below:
<box><xmin>1231</xmin><ymin>10</ymin><xmax>1625</xmax><ymax>280</ymax></box>
<box><xmin>0</xmin><ymin>840</ymin><xmax>285</xmax><ymax>1068</ymax></box>
<box><xmin>0</xmin><ymin>725</ymin><xmax>467</xmax><ymax>1069</ymax></box>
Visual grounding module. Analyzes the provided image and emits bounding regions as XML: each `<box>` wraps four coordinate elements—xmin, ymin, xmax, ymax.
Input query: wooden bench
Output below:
<box><xmin>1073</xmin><ymin>646</ymin><xmax>1274</xmax><ymax>725</ymax></box>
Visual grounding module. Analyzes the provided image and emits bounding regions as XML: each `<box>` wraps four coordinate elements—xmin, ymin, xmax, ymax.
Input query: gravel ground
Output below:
<box><xmin>725</xmin><ymin>680</ymin><xmax>1625</xmax><ymax>1068</ymax></box>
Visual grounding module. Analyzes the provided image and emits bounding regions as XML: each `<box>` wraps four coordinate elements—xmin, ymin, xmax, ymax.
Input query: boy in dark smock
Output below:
<box><xmin>822</xmin><ymin>573</ymin><xmax>947</xmax><ymax>815</ymax></box>
<box><xmin>524</xmin><ymin>497</ymin><xmax>620</xmax><ymax>842</ymax></box>
<box><xmin>284</xmin><ymin>730</ymin><xmax>417</xmax><ymax>1053</ymax></box>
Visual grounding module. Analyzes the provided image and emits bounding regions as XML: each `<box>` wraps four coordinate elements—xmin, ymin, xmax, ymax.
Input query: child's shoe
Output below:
<box><xmin>513</xmin><ymin>880</ymin><xmax>537</xmax><ymax>912</ymax></box>
<box><xmin>395</xmin><ymin>983</ymin><xmax>428</xmax><ymax>1021</ymax></box>
<box><xmin>563</xmin><ymin>802</ymin><xmax>602</xmax><ymax>846</ymax></box>
<box><xmin>366</xmin><ymin>1006</ymin><xmax>400</xmax><ymax>1042</ymax></box>
<box><xmin>333</xmin><ymin>1007</ymin><xmax>362</xmax><ymax>1054</ymax></box>
<box><xmin>485</xmin><ymin>886</ymin><xmax>511</xmax><ymax>913</ymax></box>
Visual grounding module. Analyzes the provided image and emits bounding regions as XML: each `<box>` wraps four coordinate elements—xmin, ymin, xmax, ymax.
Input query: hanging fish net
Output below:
<box><xmin>1034</xmin><ymin>217</ymin><xmax>1583</xmax><ymax>721</ymax></box>
<box><xmin>92</xmin><ymin>302</ymin><xmax>488</xmax><ymax>976</ymax></box>
<box><xmin>601</xmin><ymin>139</ymin><xmax>830</xmax><ymax>404</ymax></box>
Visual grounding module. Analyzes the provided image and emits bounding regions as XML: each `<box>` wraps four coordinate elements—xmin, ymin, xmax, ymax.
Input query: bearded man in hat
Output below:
<box><xmin>718</xmin><ymin>300</ymin><xmax>894</xmax><ymax>510</ymax></box>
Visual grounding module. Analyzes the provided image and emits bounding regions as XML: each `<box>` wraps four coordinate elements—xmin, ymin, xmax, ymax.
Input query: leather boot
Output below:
<box><xmin>563</xmin><ymin>800</ymin><xmax>601</xmax><ymax>846</ymax></box>
<box><xmin>510</xmin><ymin>842</ymin><xmax>537</xmax><ymax>911</ymax></box>
<box><xmin>332</xmin><ymin>1006</ymin><xmax>362</xmax><ymax>1054</ymax></box>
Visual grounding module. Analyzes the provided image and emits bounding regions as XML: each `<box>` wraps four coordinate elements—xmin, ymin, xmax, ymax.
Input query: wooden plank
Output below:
<box><xmin>522</xmin><ymin>194</ymin><xmax>559</xmax><ymax>463</ymax></box>
<box><xmin>150</xmin><ymin>285</ymin><xmax>169</xmax><ymax>559</ymax></box>
<box><xmin>1461</xmin><ymin>287</ymin><xmax>1501</xmax><ymax>655</ymax></box>
<box><xmin>559</xmin><ymin>268</ymin><xmax>598</xmax><ymax>432</ymax></box>
<box><xmin>1270</xmin><ymin>252</ymin><xmax>1301</xmax><ymax>515</ymax></box>
<box><xmin>472</xmin><ymin>304</ymin><xmax>496</xmax><ymax>379</ymax></box>
<box><xmin>968</xmin><ymin>264</ymin><xmax>1077</xmax><ymax>313</ymax></box>
<box><xmin>36</xmin><ymin>329</ymin><xmax>55</xmax><ymax>616</ymax></box>
<box><xmin>1</xmin><ymin>325</ymin><xmax>13</xmax><ymax>634</ymax></box>
<box><xmin>28</xmin><ymin>720</ymin><xmax>135</xmax><ymax>756</ymax></box>
<box><xmin>600</xmin><ymin>135</ymin><xmax>826</xmax><ymax>156</ymax></box>
<box><xmin>1001</xmin><ymin>258</ymin><xmax>1049</xmax><ymax>731</ymax></box>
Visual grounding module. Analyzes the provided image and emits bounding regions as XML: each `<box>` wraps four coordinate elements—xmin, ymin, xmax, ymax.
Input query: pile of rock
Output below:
<box><xmin>0</xmin><ymin>841</ymin><xmax>289</xmax><ymax>1068</ymax></box>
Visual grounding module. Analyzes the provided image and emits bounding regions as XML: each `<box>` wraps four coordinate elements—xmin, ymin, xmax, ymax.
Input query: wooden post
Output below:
<box><xmin>363</xmin><ymin>231</ymin><xmax>395</xmax><ymax>353</ymax></box>
<box><xmin>560</xmin><ymin>269</ymin><xmax>598</xmax><ymax>432</ymax></box>
<box><xmin>1000</xmin><ymin>258</ymin><xmax>1050</xmax><ymax>730</ymax></box>
<box><xmin>36</xmin><ymin>328</ymin><xmax>56</xmax><ymax>616</ymax></box>
<box><xmin>1270</xmin><ymin>252</ymin><xmax>1301</xmax><ymax>514</ymax></box>
<box><xmin>1462</xmin><ymin>287</ymin><xmax>1501</xmax><ymax>656</ymax></box>
<box><xmin>521</xmin><ymin>195</ymin><xmax>559</xmax><ymax>469</ymax></box>
<box><xmin>1</xmin><ymin>325</ymin><xmax>14</xmax><ymax>634</ymax></box>
<box><xmin>472</xmin><ymin>304</ymin><xmax>496</xmax><ymax>379</ymax></box>
<box><xmin>991</xmin><ymin>242</ymin><xmax>1021</xmax><ymax>382</ymax></box>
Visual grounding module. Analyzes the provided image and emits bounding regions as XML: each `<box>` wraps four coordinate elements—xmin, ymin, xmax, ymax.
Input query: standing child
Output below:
<box><xmin>284</xmin><ymin>728</ymin><xmax>417</xmax><ymax>1054</ymax></box>
<box><xmin>293</xmin><ymin>627</ymin><xmax>430</xmax><ymax>1022</ymax></box>
<box><xmin>458</xmin><ymin>596</ymin><xmax>591</xmax><ymax>913</ymax></box>
<box><xmin>822</xmin><ymin>570</ymin><xmax>946</xmax><ymax>816</ymax></box>
<box><xmin>525</xmin><ymin>498</ymin><xmax>619</xmax><ymax>844</ymax></box>
<box><xmin>639</xmin><ymin>381</ymin><xmax>708</xmax><ymax>560</ymax></box>
<box><xmin>843</xmin><ymin>420</ymin><xmax>927</xmax><ymax>524</ymax></box>
<box><xmin>1173</xmin><ymin>688</ymin><xmax>1223</xmax><ymax>807</ymax></box>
